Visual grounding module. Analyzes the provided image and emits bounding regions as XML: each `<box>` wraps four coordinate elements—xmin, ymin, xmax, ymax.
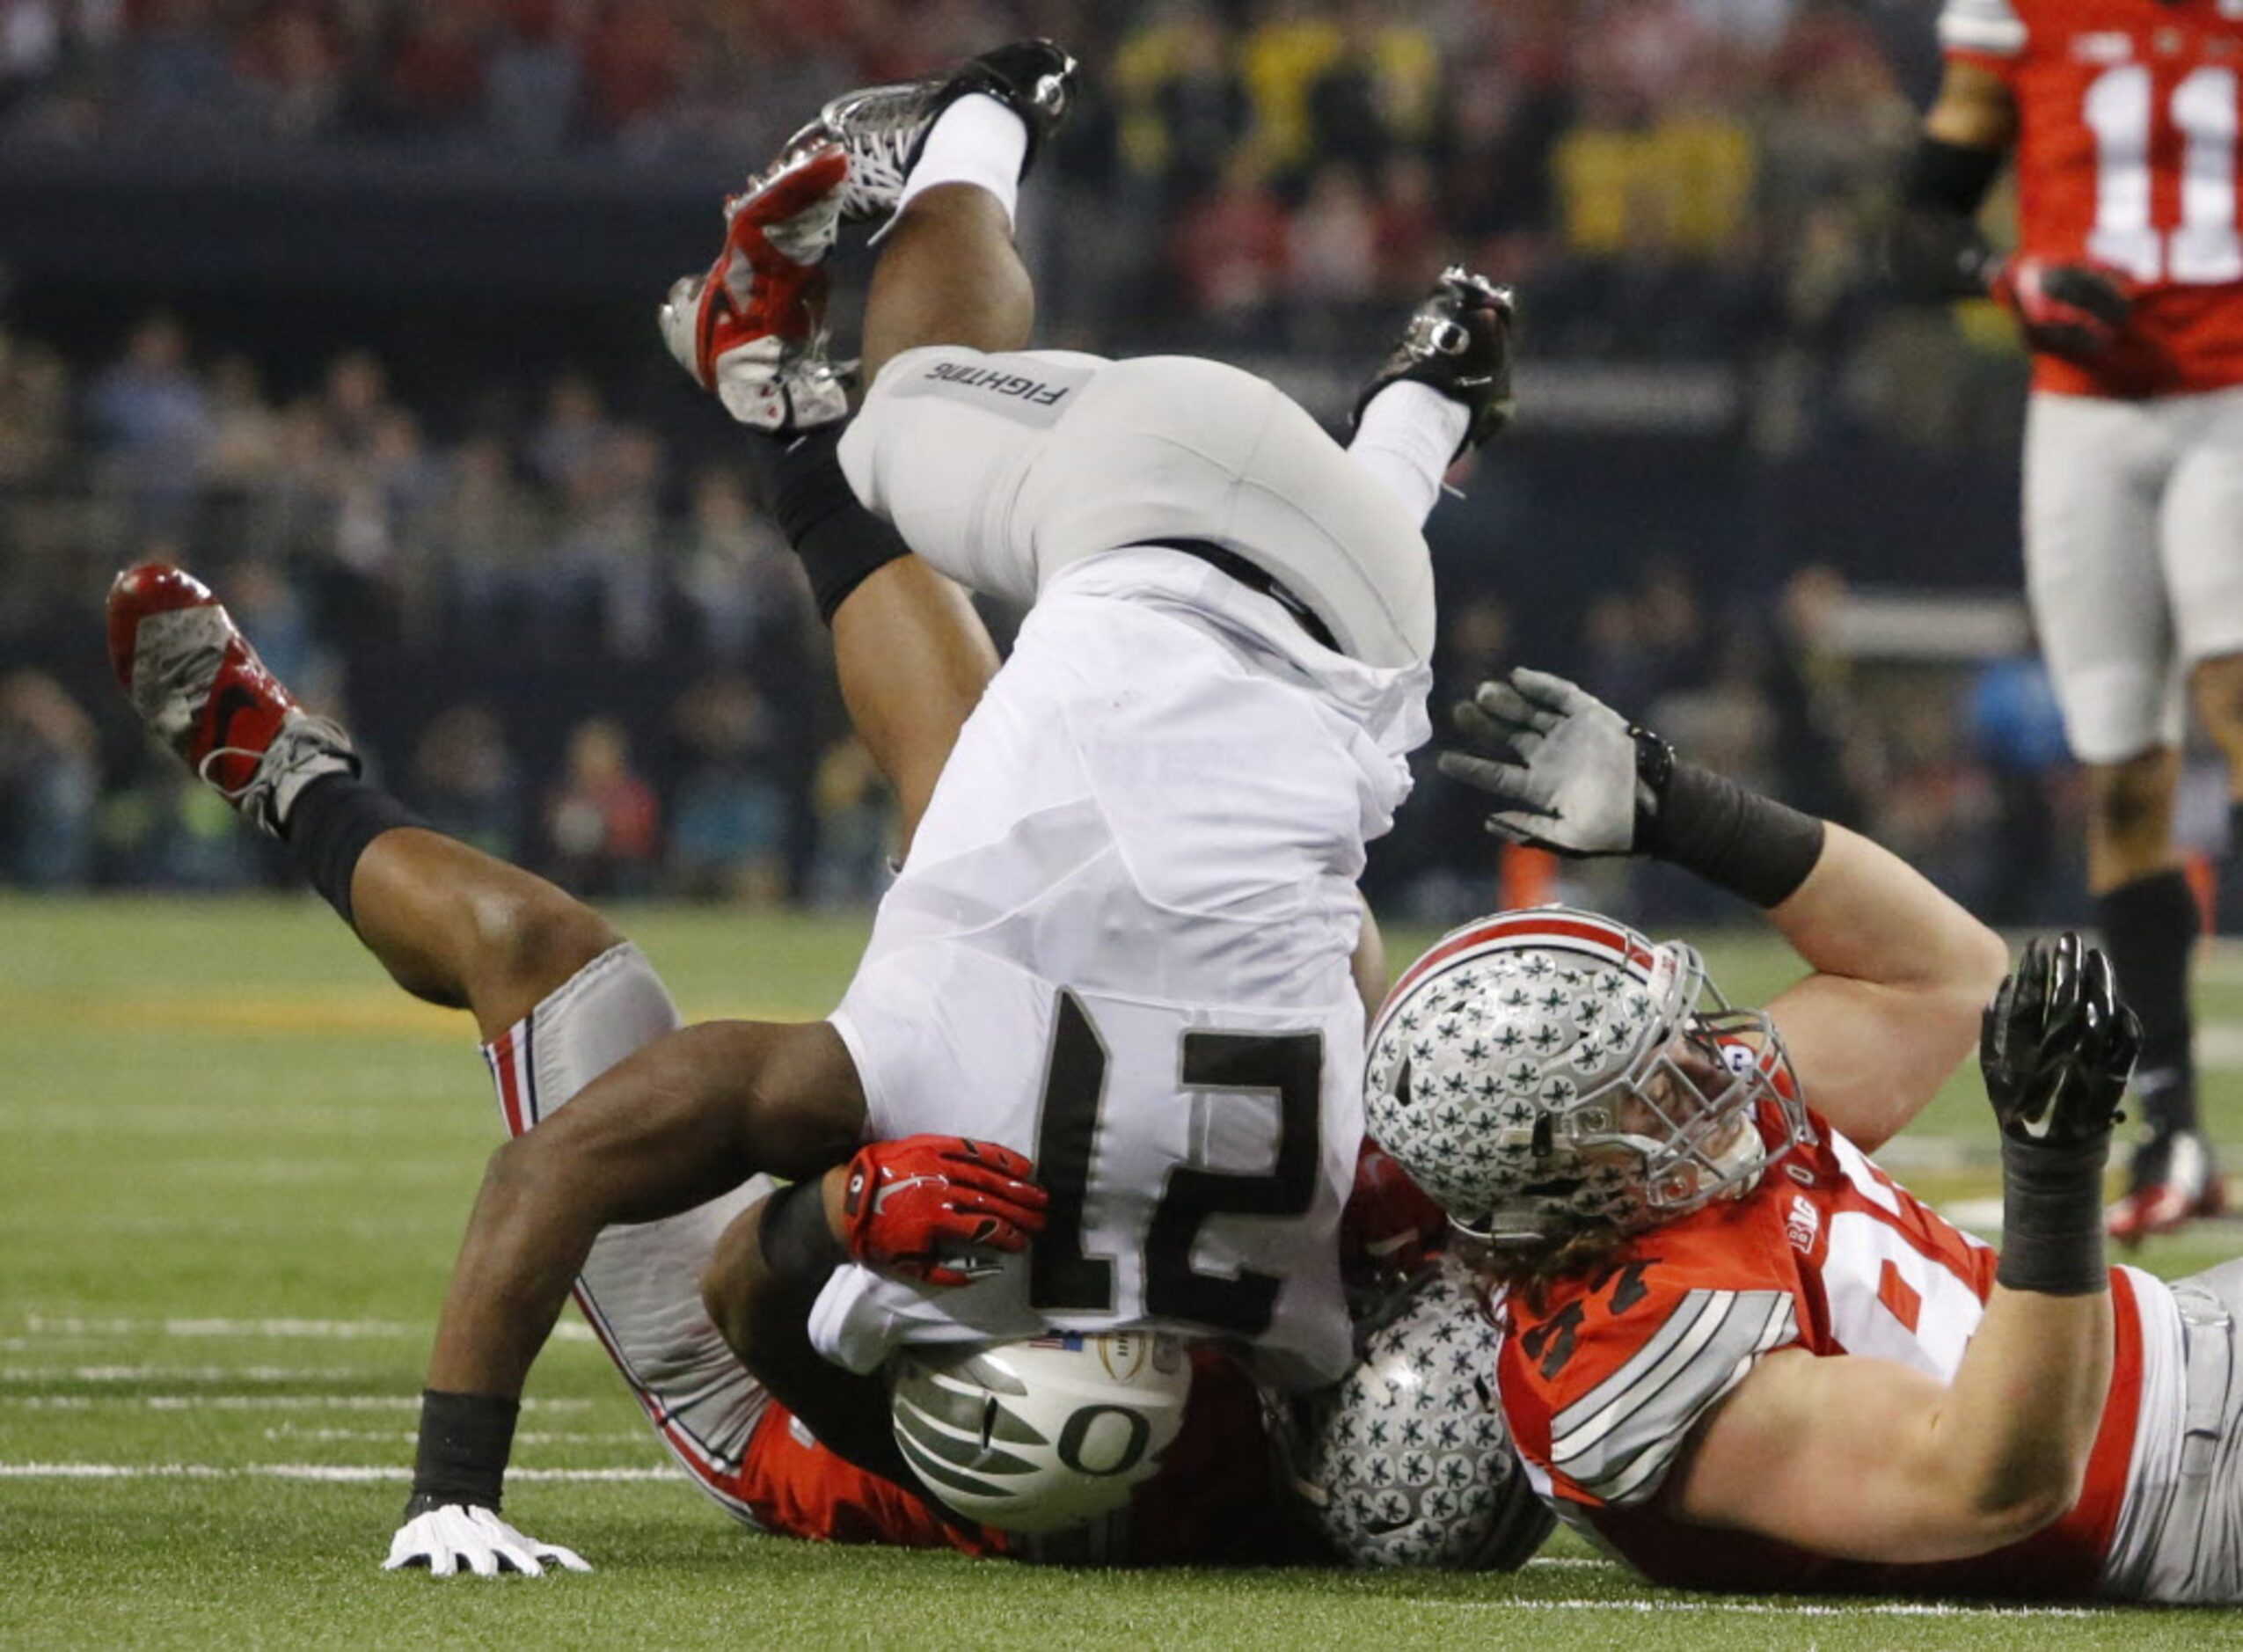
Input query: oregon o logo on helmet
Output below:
<box><xmin>1054</xmin><ymin>1402</ymin><xmax>1153</xmax><ymax>1478</ymax></box>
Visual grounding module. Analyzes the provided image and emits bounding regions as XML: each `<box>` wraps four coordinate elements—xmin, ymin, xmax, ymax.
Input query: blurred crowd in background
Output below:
<box><xmin>0</xmin><ymin>0</ymin><xmax>2189</xmax><ymax>925</ymax></box>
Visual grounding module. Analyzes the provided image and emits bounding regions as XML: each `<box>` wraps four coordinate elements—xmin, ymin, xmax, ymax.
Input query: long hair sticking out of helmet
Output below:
<box><xmin>1363</xmin><ymin>907</ymin><xmax>1813</xmax><ymax>1286</ymax></box>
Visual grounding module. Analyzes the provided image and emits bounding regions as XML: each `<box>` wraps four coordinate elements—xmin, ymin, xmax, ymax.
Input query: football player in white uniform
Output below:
<box><xmin>1366</xmin><ymin>667</ymin><xmax>2243</xmax><ymax>1602</ymax></box>
<box><xmin>110</xmin><ymin>39</ymin><xmax>1521</xmax><ymax>1572</ymax></box>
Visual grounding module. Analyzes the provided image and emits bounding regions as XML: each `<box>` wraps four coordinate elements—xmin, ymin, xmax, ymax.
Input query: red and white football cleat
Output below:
<box><xmin>2107</xmin><ymin>1127</ymin><xmax>2226</xmax><ymax>1243</ymax></box>
<box><xmin>658</xmin><ymin>140</ymin><xmax>851</xmax><ymax>432</ymax></box>
<box><xmin>106</xmin><ymin>561</ymin><xmax>354</xmax><ymax>837</ymax></box>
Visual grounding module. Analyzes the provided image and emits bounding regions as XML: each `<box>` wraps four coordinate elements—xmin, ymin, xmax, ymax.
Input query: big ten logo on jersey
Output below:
<box><xmin>1516</xmin><ymin>1260</ymin><xmax>1656</xmax><ymax>1381</ymax></box>
<box><xmin>1785</xmin><ymin>1193</ymin><xmax>1822</xmax><ymax>1254</ymax></box>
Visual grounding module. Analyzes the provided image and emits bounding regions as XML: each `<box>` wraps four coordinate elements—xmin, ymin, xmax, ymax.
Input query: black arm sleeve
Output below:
<box><xmin>1883</xmin><ymin>134</ymin><xmax>2008</xmax><ymax>299</ymax></box>
<box><xmin>718</xmin><ymin>1181</ymin><xmax>915</xmax><ymax>1487</ymax></box>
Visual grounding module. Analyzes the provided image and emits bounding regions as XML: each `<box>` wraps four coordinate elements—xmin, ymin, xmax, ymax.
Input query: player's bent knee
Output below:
<box><xmin>476</xmin><ymin>888</ymin><xmax>625</xmax><ymax>1007</ymax></box>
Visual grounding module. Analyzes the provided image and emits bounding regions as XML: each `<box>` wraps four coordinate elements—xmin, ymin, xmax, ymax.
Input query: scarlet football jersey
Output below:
<box><xmin>1943</xmin><ymin>0</ymin><xmax>2243</xmax><ymax>397</ymax></box>
<box><xmin>1496</xmin><ymin>1103</ymin><xmax>2179</xmax><ymax>1598</ymax></box>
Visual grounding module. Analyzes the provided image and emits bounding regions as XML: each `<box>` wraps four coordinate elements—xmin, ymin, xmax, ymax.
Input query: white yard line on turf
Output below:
<box><xmin>0</xmin><ymin>1366</ymin><xmax>381</xmax><ymax>1383</ymax></box>
<box><xmin>17</xmin><ymin>1316</ymin><xmax>596</xmax><ymax>1343</ymax></box>
<box><xmin>0</xmin><ymin>1395</ymin><xmax>592</xmax><ymax>1410</ymax></box>
<box><xmin>260</xmin><ymin>1429</ymin><xmax>654</xmax><ymax>1445</ymax></box>
<box><xmin>0</xmin><ymin>1464</ymin><xmax>677</xmax><ymax>1482</ymax></box>
<box><xmin>1456</xmin><ymin>1598</ymin><xmax>2108</xmax><ymax>1619</ymax></box>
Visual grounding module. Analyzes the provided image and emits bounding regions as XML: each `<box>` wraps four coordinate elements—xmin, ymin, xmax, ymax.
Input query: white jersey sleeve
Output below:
<box><xmin>1938</xmin><ymin>0</ymin><xmax>2026</xmax><ymax>57</ymax></box>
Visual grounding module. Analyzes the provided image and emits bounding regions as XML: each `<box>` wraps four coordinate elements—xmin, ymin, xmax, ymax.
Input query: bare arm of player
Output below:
<box><xmin>1351</xmin><ymin>895</ymin><xmax>1387</xmax><ymax>1023</ymax></box>
<box><xmin>1924</xmin><ymin>57</ymin><xmax>2017</xmax><ymax>151</ymax></box>
<box><xmin>1666</xmin><ymin>1286</ymin><xmax>2112</xmax><ymax>1562</ymax></box>
<box><xmin>1440</xmin><ymin>670</ymin><xmax>2006</xmax><ymax>1150</ymax></box>
<box><xmin>829</xmin><ymin>555</ymin><xmax>999</xmax><ymax>852</ymax></box>
<box><xmin>1674</xmin><ymin>935</ymin><xmax>2128</xmax><ymax>1564</ymax></box>
<box><xmin>1760</xmin><ymin>826</ymin><xmax>2010</xmax><ymax>1152</ymax></box>
<box><xmin>423</xmin><ymin>1020</ymin><xmax>866</xmax><ymax>1400</ymax></box>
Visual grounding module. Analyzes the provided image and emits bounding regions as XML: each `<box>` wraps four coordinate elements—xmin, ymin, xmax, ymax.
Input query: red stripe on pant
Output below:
<box><xmin>489</xmin><ymin>1026</ymin><xmax>528</xmax><ymax>1137</ymax></box>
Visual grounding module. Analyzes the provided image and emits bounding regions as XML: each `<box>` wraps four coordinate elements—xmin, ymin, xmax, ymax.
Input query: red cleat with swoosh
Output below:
<box><xmin>106</xmin><ymin>561</ymin><xmax>354</xmax><ymax>835</ymax></box>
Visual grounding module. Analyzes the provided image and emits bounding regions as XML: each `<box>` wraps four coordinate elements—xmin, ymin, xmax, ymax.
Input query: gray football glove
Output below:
<box><xmin>1436</xmin><ymin>668</ymin><xmax>1657</xmax><ymax>857</ymax></box>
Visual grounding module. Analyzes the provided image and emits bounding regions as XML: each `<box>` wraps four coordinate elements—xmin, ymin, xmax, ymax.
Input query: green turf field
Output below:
<box><xmin>5</xmin><ymin>892</ymin><xmax>2243</xmax><ymax>1649</ymax></box>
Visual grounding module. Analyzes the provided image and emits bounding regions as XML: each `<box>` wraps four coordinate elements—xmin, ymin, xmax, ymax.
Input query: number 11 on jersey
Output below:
<box><xmin>2085</xmin><ymin>62</ymin><xmax>2242</xmax><ymax>284</ymax></box>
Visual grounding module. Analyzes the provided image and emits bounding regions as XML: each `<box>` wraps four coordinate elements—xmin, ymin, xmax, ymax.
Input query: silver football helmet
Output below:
<box><xmin>1293</xmin><ymin>1260</ymin><xmax>1553</xmax><ymax>1569</ymax></box>
<box><xmin>1363</xmin><ymin>906</ymin><xmax>1811</xmax><ymax>1247</ymax></box>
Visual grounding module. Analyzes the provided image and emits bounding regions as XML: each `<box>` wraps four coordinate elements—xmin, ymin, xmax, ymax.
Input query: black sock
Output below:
<box><xmin>745</xmin><ymin>423</ymin><xmax>910</xmax><ymax>625</ymax></box>
<box><xmin>281</xmin><ymin>773</ymin><xmax>427</xmax><ymax>928</ymax></box>
<box><xmin>2094</xmin><ymin>867</ymin><xmax>2199</xmax><ymax>1135</ymax></box>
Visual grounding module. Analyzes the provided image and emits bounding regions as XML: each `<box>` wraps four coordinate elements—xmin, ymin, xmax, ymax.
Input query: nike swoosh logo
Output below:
<box><xmin>210</xmin><ymin>682</ymin><xmax>263</xmax><ymax>753</ymax></box>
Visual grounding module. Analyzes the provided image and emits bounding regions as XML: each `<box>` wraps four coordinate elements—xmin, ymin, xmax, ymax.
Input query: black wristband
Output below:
<box><xmin>1886</xmin><ymin>136</ymin><xmax>2006</xmax><ymax>299</ymax></box>
<box><xmin>1903</xmin><ymin>134</ymin><xmax>2006</xmax><ymax>217</ymax></box>
<box><xmin>758</xmin><ymin>1175</ymin><xmax>848</xmax><ymax>1287</ymax></box>
<box><xmin>409</xmin><ymin>1389</ymin><xmax>518</xmax><ymax>1513</ymax></box>
<box><xmin>747</xmin><ymin>424</ymin><xmax>911</xmax><ymax>625</ymax></box>
<box><xmin>1996</xmin><ymin>1133</ymin><xmax>2113</xmax><ymax>1296</ymax></box>
<box><xmin>1637</xmin><ymin>756</ymin><xmax>1827</xmax><ymax>909</ymax></box>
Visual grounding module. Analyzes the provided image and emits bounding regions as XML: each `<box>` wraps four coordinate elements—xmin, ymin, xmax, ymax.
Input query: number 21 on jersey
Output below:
<box><xmin>1028</xmin><ymin>990</ymin><xmax>1323</xmax><ymax>1337</ymax></box>
<box><xmin>2085</xmin><ymin>62</ymin><xmax>2242</xmax><ymax>283</ymax></box>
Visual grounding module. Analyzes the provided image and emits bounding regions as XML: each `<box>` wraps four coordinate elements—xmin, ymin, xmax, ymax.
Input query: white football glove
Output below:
<box><xmin>384</xmin><ymin>1502</ymin><xmax>590</xmax><ymax>1578</ymax></box>
<box><xmin>1436</xmin><ymin>668</ymin><xmax>1653</xmax><ymax>856</ymax></box>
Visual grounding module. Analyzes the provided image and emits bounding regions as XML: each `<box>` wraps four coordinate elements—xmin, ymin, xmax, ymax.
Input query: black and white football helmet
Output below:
<box><xmin>1363</xmin><ymin>907</ymin><xmax>1812</xmax><ymax>1248</ymax></box>
<box><xmin>888</xmin><ymin>1330</ymin><xmax>1190</xmax><ymax>1536</ymax></box>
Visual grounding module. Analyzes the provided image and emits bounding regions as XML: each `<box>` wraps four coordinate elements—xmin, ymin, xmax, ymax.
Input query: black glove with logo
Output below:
<box><xmin>1981</xmin><ymin>933</ymin><xmax>2140</xmax><ymax>1295</ymax></box>
<box><xmin>1981</xmin><ymin>932</ymin><xmax>2139</xmax><ymax>1147</ymax></box>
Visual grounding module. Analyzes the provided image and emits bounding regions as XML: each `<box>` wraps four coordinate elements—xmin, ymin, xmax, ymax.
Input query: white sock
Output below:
<box><xmin>1348</xmin><ymin>380</ymin><xmax>1471</xmax><ymax>527</ymax></box>
<box><xmin>895</xmin><ymin>93</ymin><xmax>1028</xmax><ymax>229</ymax></box>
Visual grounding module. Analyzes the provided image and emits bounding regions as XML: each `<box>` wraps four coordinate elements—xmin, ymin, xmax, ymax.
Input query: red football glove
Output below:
<box><xmin>841</xmin><ymin>1135</ymin><xmax>1048</xmax><ymax>1288</ymax></box>
<box><xmin>1990</xmin><ymin>256</ymin><xmax>2132</xmax><ymax>358</ymax></box>
<box><xmin>1339</xmin><ymin>1140</ymin><xmax>1446</xmax><ymax>1289</ymax></box>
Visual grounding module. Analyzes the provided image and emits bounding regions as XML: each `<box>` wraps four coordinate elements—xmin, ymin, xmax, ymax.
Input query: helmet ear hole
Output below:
<box><xmin>980</xmin><ymin>1394</ymin><xmax>999</xmax><ymax>1452</ymax></box>
<box><xmin>1530</xmin><ymin>1113</ymin><xmax>1554</xmax><ymax>1160</ymax></box>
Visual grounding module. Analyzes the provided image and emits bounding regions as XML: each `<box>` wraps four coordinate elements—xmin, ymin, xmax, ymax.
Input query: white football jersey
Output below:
<box><xmin>815</xmin><ymin>552</ymin><xmax>1427</xmax><ymax>1390</ymax></box>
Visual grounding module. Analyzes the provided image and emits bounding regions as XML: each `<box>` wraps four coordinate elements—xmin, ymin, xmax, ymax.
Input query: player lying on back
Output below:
<box><xmin>104</xmin><ymin>39</ymin><xmax>1530</xmax><ymax>1572</ymax></box>
<box><xmin>1370</xmin><ymin>667</ymin><xmax>2243</xmax><ymax>1601</ymax></box>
